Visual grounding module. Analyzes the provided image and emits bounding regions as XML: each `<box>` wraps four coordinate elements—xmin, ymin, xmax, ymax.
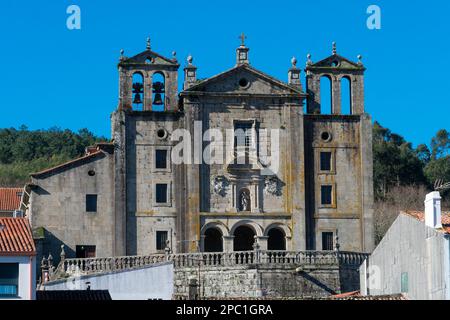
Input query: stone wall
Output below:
<box><xmin>44</xmin><ymin>250</ymin><xmax>365</xmax><ymax>299</ymax></box>
<box><xmin>173</xmin><ymin>265</ymin><xmax>345</xmax><ymax>299</ymax></box>
<box><xmin>30</xmin><ymin>147</ymin><xmax>116</xmax><ymax>270</ymax></box>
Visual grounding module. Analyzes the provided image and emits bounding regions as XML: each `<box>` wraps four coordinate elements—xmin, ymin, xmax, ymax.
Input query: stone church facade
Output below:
<box><xmin>28</xmin><ymin>38</ymin><xmax>374</xmax><ymax>261</ymax></box>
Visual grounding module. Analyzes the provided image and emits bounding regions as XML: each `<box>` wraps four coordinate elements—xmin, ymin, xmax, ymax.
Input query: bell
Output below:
<box><xmin>133</xmin><ymin>93</ymin><xmax>142</xmax><ymax>104</ymax></box>
<box><xmin>153</xmin><ymin>93</ymin><xmax>163</xmax><ymax>105</ymax></box>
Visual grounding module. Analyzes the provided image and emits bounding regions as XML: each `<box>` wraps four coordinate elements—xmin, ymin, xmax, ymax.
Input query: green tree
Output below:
<box><xmin>431</xmin><ymin>129</ymin><xmax>450</xmax><ymax>160</ymax></box>
<box><xmin>372</xmin><ymin>122</ymin><xmax>426</xmax><ymax>198</ymax></box>
<box><xmin>0</xmin><ymin>126</ymin><xmax>107</xmax><ymax>187</ymax></box>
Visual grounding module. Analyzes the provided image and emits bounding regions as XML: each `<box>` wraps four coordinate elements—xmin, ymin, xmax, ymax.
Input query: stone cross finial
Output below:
<box><xmin>332</xmin><ymin>42</ymin><xmax>337</xmax><ymax>55</ymax></box>
<box><xmin>239</xmin><ymin>32</ymin><xmax>247</xmax><ymax>46</ymax></box>
<box><xmin>146</xmin><ymin>37</ymin><xmax>151</xmax><ymax>50</ymax></box>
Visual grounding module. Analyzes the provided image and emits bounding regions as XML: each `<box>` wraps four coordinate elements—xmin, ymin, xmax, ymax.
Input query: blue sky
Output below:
<box><xmin>0</xmin><ymin>0</ymin><xmax>449</xmax><ymax>147</ymax></box>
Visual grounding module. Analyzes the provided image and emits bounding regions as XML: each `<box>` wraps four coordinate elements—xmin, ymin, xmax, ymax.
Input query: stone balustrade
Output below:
<box><xmin>47</xmin><ymin>249</ymin><xmax>369</xmax><ymax>281</ymax></box>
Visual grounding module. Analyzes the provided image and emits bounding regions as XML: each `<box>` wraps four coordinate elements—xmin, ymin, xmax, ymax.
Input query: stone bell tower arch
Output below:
<box><xmin>305</xmin><ymin>42</ymin><xmax>365</xmax><ymax>115</ymax></box>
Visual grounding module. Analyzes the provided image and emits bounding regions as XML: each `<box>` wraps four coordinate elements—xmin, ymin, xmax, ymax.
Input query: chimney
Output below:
<box><xmin>425</xmin><ymin>191</ymin><xmax>442</xmax><ymax>229</ymax></box>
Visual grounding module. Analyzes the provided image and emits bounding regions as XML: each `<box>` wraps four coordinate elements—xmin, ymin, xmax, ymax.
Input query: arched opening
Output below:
<box><xmin>152</xmin><ymin>72</ymin><xmax>165</xmax><ymax>112</ymax></box>
<box><xmin>204</xmin><ymin>228</ymin><xmax>223</xmax><ymax>252</ymax></box>
<box><xmin>341</xmin><ymin>77</ymin><xmax>352</xmax><ymax>115</ymax></box>
<box><xmin>233</xmin><ymin>225</ymin><xmax>255</xmax><ymax>251</ymax></box>
<box><xmin>238</xmin><ymin>188</ymin><xmax>251</xmax><ymax>212</ymax></box>
<box><xmin>132</xmin><ymin>72</ymin><xmax>144</xmax><ymax>111</ymax></box>
<box><xmin>267</xmin><ymin>228</ymin><xmax>286</xmax><ymax>251</ymax></box>
<box><xmin>320</xmin><ymin>76</ymin><xmax>332</xmax><ymax>114</ymax></box>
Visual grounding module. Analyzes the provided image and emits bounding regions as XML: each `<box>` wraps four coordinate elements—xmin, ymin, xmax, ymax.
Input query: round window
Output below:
<box><xmin>88</xmin><ymin>170</ymin><xmax>96</xmax><ymax>177</ymax></box>
<box><xmin>321</xmin><ymin>131</ymin><xmax>332</xmax><ymax>142</ymax></box>
<box><xmin>239</xmin><ymin>78</ymin><xmax>249</xmax><ymax>88</ymax></box>
<box><xmin>157</xmin><ymin>129</ymin><xmax>168</xmax><ymax>139</ymax></box>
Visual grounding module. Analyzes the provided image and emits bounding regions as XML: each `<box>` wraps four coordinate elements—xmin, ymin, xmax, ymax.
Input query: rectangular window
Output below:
<box><xmin>322</xmin><ymin>232</ymin><xmax>334</xmax><ymax>251</ymax></box>
<box><xmin>234</xmin><ymin>122</ymin><xmax>253</xmax><ymax>164</ymax></box>
<box><xmin>320</xmin><ymin>152</ymin><xmax>332</xmax><ymax>171</ymax></box>
<box><xmin>234</xmin><ymin>122</ymin><xmax>253</xmax><ymax>148</ymax></box>
<box><xmin>155</xmin><ymin>184</ymin><xmax>168</xmax><ymax>203</ymax></box>
<box><xmin>86</xmin><ymin>194</ymin><xmax>98</xmax><ymax>212</ymax></box>
<box><xmin>76</xmin><ymin>245</ymin><xmax>96</xmax><ymax>258</ymax></box>
<box><xmin>0</xmin><ymin>263</ymin><xmax>19</xmax><ymax>297</ymax></box>
<box><xmin>155</xmin><ymin>150</ymin><xmax>168</xmax><ymax>169</ymax></box>
<box><xmin>156</xmin><ymin>231</ymin><xmax>168</xmax><ymax>251</ymax></box>
<box><xmin>321</xmin><ymin>185</ymin><xmax>333</xmax><ymax>205</ymax></box>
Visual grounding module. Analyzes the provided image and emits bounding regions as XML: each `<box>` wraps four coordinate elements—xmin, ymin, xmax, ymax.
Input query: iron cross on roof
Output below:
<box><xmin>239</xmin><ymin>32</ymin><xmax>247</xmax><ymax>46</ymax></box>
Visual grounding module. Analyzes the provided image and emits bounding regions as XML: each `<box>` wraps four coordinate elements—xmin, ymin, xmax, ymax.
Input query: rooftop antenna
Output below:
<box><xmin>434</xmin><ymin>179</ymin><xmax>450</xmax><ymax>192</ymax></box>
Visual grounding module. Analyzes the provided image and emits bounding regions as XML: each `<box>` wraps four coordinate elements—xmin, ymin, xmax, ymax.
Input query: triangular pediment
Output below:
<box><xmin>183</xmin><ymin>65</ymin><xmax>304</xmax><ymax>96</ymax></box>
<box><xmin>121</xmin><ymin>49</ymin><xmax>178</xmax><ymax>66</ymax></box>
<box><xmin>308</xmin><ymin>54</ymin><xmax>364</xmax><ymax>70</ymax></box>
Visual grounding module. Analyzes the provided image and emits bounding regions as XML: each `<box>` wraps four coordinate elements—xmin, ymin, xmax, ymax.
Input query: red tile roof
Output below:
<box><xmin>0</xmin><ymin>188</ymin><xmax>23</xmax><ymax>212</ymax></box>
<box><xmin>402</xmin><ymin>210</ymin><xmax>450</xmax><ymax>233</ymax></box>
<box><xmin>330</xmin><ymin>291</ymin><xmax>361</xmax><ymax>298</ymax></box>
<box><xmin>0</xmin><ymin>217</ymin><xmax>36</xmax><ymax>255</ymax></box>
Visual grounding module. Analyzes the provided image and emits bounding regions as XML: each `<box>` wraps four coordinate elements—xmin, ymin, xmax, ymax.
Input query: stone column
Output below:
<box><xmin>256</xmin><ymin>236</ymin><xmax>269</xmax><ymax>250</ymax></box>
<box><xmin>200</xmin><ymin>235</ymin><xmax>206</xmax><ymax>252</ymax></box>
<box><xmin>223</xmin><ymin>236</ymin><xmax>234</xmax><ymax>252</ymax></box>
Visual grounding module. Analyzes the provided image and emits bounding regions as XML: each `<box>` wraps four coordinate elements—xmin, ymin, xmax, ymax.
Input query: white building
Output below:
<box><xmin>0</xmin><ymin>217</ymin><xmax>36</xmax><ymax>300</ymax></box>
<box><xmin>360</xmin><ymin>191</ymin><xmax>450</xmax><ymax>300</ymax></box>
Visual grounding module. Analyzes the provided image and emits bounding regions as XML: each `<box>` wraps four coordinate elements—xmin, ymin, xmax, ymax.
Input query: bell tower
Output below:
<box><xmin>117</xmin><ymin>38</ymin><xmax>180</xmax><ymax>112</ymax></box>
<box><xmin>305</xmin><ymin>42</ymin><xmax>365</xmax><ymax>115</ymax></box>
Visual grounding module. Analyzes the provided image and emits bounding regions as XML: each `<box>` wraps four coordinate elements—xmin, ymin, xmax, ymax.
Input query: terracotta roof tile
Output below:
<box><xmin>0</xmin><ymin>188</ymin><xmax>23</xmax><ymax>212</ymax></box>
<box><xmin>402</xmin><ymin>210</ymin><xmax>450</xmax><ymax>233</ymax></box>
<box><xmin>0</xmin><ymin>217</ymin><xmax>36</xmax><ymax>255</ymax></box>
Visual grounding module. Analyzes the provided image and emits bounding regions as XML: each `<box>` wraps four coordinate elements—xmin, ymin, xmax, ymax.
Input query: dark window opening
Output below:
<box><xmin>204</xmin><ymin>228</ymin><xmax>223</xmax><ymax>252</ymax></box>
<box><xmin>320</xmin><ymin>152</ymin><xmax>332</xmax><ymax>171</ymax></box>
<box><xmin>76</xmin><ymin>245</ymin><xmax>96</xmax><ymax>258</ymax></box>
<box><xmin>156</xmin><ymin>231</ymin><xmax>168</xmax><ymax>251</ymax></box>
<box><xmin>157</xmin><ymin>129</ymin><xmax>167</xmax><ymax>139</ymax></box>
<box><xmin>0</xmin><ymin>263</ymin><xmax>19</xmax><ymax>297</ymax></box>
<box><xmin>155</xmin><ymin>184</ymin><xmax>168</xmax><ymax>203</ymax></box>
<box><xmin>321</xmin><ymin>131</ymin><xmax>331</xmax><ymax>141</ymax></box>
<box><xmin>321</xmin><ymin>185</ymin><xmax>333</xmax><ymax>205</ymax></box>
<box><xmin>86</xmin><ymin>194</ymin><xmax>97</xmax><ymax>212</ymax></box>
<box><xmin>155</xmin><ymin>150</ymin><xmax>168</xmax><ymax>169</ymax></box>
<box><xmin>322</xmin><ymin>232</ymin><xmax>334</xmax><ymax>251</ymax></box>
<box><xmin>267</xmin><ymin>228</ymin><xmax>286</xmax><ymax>251</ymax></box>
<box><xmin>239</xmin><ymin>78</ymin><xmax>249</xmax><ymax>87</ymax></box>
<box><xmin>233</xmin><ymin>226</ymin><xmax>255</xmax><ymax>251</ymax></box>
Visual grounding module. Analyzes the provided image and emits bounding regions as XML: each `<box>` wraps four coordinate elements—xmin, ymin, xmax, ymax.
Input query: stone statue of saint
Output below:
<box><xmin>239</xmin><ymin>189</ymin><xmax>250</xmax><ymax>211</ymax></box>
